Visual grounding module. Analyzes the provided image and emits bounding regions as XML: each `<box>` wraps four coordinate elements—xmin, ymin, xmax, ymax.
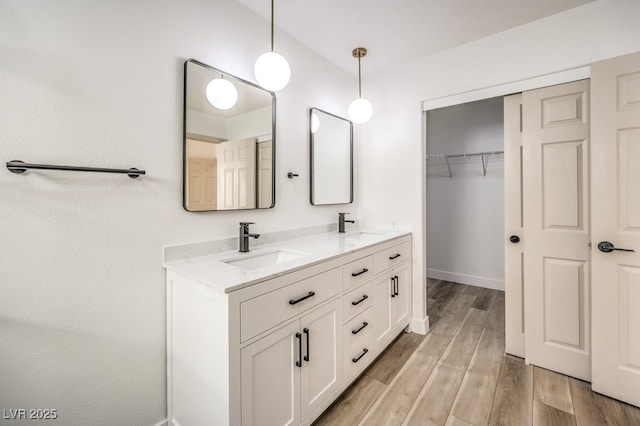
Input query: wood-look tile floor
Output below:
<box><xmin>314</xmin><ymin>279</ymin><xmax>640</xmax><ymax>426</ymax></box>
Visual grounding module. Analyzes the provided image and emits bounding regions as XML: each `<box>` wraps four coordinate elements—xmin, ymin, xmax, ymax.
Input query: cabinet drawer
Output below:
<box><xmin>343</xmin><ymin>308</ymin><xmax>374</xmax><ymax>379</ymax></box>
<box><xmin>342</xmin><ymin>255</ymin><xmax>373</xmax><ymax>291</ymax></box>
<box><xmin>342</xmin><ymin>280</ymin><xmax>373</xmax><ymax>323</ymax></box>
<box><xmin>241</xmin><ymin>268</ymin><xmax>340</xmax><ymax>342</ymax></box>
<box><xmin>373</xmin><ymin>241</ymin><xmax>411</xmax><ymax>274</ymax></box>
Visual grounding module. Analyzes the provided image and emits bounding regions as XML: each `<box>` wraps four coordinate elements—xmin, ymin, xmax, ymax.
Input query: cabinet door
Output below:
<box><xmin>300</xmin><ymin>299</ymin><xmax>341</xmax><ymax>421</ymax></box>
<box><xmin>392</xmin><ymin>263</ymin><xmax>410</xmax><ymax>327</ymax></box>
<box><xmin>241</xmin><ymin>321</ymin><xmax>301</xmax><ymax>426</ymax></box>
<box><xmin>373</xmin><ymin>274</ymin><xmax>393</xmax><ymax>347</ymax></box>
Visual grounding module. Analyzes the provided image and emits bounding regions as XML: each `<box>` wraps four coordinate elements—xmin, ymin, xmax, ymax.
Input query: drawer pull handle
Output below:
<box><xmin>295</xmin><ymin>332</ymin><xmax>302</xmax><ymax>367</ymax></box>
<box><xmin>391</xmin><ymin>276</ymin><xmax>396</xmax><ymax>298</ymax></box>
<box><xmin>389</xmin><ymin>253</ymin><xmax>401</xmax><ymax>260</ymax></box>
<box><xmin>303</xmin><ymin>328</ymin><xmax>310</xmax><ymax>362</ymax></box>
<box><xmin>289</xmin><ymin>291</ymin><xmax>315</xmax><ymax>305</ymax></box>
<box><xmin>352</xmin><ymin>321</ymin><xmax>369</xmax><ymax>335</ymax></box>
<box><xmin>352</xmin><ymin>348</ymin><xmax>369</xmax><ymax>363</ymax></box>
<box><xmin>351</xmin><ymin>294</ymin><xmax>369</xmax><ymax>306</ymax></box>
<box><xmin>351</xmin><ymin>268</ymin><xmax>369</xmax><ymax>277</ymax></box>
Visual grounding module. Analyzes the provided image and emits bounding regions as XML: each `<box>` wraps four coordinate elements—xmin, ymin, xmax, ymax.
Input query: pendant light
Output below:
<box><xmin>348</xmin><ymin>47</ymin><xmax>373</xmax><ymax>124</ymax></box>
<box><xmin>254</xmin><ymin>0</ymin><xmax>290</xmax><ymax>91</ymax></box>
<box><xmin>205</xmin><ymin>75</ymin><xmax>238</xmax><ymax>110</ymax></box>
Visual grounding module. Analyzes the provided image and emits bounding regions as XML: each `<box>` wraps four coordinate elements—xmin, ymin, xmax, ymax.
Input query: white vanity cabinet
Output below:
<box><xmin>165</xmin><ymin>233</ymin><xmax>412</xmax><ymax>426</ymax></box>
<box><xmin>241</xmin><ymin>298</ymin><xmax>341</xmax><ymax>425</ymax></box>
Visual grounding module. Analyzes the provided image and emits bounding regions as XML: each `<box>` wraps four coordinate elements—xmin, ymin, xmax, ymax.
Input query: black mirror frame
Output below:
<box><xmin>182</xmin><ymin>58</ymin><xmax>276</xmax><ymax>212</ymax></box>
<box><xmin>309</xmin><ymin>107</ymin><xmax>354</xmax><ymax>206</ymax></box>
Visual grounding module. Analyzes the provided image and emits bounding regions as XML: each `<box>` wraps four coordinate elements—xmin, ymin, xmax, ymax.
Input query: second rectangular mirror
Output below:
<box><xmin>310</xmin><ymin>108</ymin><xmax>353</xmax><ymax>205</ymax></box>
<box><xmin>183</xmin><ymin>59</ymin><xmax>275</xmax><ymax>211</ymax></box>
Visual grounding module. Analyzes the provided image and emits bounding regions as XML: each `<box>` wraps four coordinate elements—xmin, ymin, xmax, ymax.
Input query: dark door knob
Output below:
<box><xmin>597</xmin><ymin>241</ymin><xmax>635</xmax><ymax>253</ymax></box>
<box><xmin>509</xmin><ymin>235</ymin><xmax>520</xmax><ymax>244</ymax></box>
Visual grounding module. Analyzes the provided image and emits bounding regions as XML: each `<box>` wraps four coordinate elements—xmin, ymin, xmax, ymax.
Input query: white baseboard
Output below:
<box><xmin>427</xmin><ymin>269</ymin><xmax>504</xmax><ymax>291</ymax></box>
<box><xmin>154</xmin><ymin>420</ymin><xmax>168</xmax><ymax>426</ymax></box>
<box><xmin>410</xmin><ymin>315</ymin><xmax>429</xmax><ymax>335</ymax></box>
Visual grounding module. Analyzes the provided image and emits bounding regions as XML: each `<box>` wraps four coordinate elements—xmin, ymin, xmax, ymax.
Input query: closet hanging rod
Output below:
<box><xmin>6</xmin><ymin>160</ymin><xmax>145</xmax><ymax>179</ymax></box>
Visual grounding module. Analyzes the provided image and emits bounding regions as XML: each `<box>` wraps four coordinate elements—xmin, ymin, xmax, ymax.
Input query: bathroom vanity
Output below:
<box><xmin>164</xmin><ymin>230</ymin><xmax>412</xmax><ymax>425</ymax></box>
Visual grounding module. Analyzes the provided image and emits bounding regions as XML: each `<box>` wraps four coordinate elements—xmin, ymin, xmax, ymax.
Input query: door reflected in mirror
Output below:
<box><xmin>310</xmin><ymin>108</ymin><xmax>353</xmax><ymax>205</ymax></box>
<box><xmin>183</xmin><ymin>59</ymin><xmax>275</xmax><ymax>211</ymax></box>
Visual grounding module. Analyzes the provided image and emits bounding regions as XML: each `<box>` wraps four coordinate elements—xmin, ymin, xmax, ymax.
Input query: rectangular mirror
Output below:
<box><xmin>183</xmin><ymin>59</ymin><xmax>275</xmax><ymax>211</ymax></box>
<box><xmin>309</xmin><ymin>108</ymin><xmax>353</xmax><ymax>205</ymax></box>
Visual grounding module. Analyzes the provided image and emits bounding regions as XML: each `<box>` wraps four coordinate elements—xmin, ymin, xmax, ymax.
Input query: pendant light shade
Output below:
<box><xmin>254</xmin><ymin>0</ymin><xmax>290</xmax><ymax>91</ymax></box>
<box><xmin>254</xmin><ymin>51</ymin><xmax>290</xmax><ymax>91</ymax></box>
<box><xmin>205</xmin><ymin>78</ymin><xmax>238</xmax><ymax>110</ymax></box>
<box><xmin>348</xmin><ymin>47</ymin><xmax>372</xmax><ymax>124</ymax></box>
<box><xmin>348</xmin><ymin>98</ymin><xmax>373</xmax><ymax>124</ymax></box>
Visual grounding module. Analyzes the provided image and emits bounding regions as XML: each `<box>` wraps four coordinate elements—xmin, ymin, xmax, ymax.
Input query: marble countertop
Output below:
<box><xmin>164</xmin><ymin>229</ymin><xmax>410</xmax><ymax>293</ymax></box>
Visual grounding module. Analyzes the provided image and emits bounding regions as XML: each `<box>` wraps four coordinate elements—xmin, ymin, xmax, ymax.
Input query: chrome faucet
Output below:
<box><xmin>338</xmin><ymin>212</ymin><xmax>355</xmax><ymax>233</ymax></box>
<box><xmin>239</xmin><ymin>222</ymin><xmax>260</xmax><ymax>252</ymax></box>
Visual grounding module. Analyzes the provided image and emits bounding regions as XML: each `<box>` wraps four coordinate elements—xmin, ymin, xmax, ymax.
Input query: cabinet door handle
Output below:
<box><xmin>303</xmin><ymin>328</ymin><xmax>310</xmax><ymax>362</ymax></box>
<box><xmin>389</xmin><ymin>253</ymin><xmax>401</xmax><ymax>260</ymax></box>
<box><xmin>351</xmin><ymin>268</ymin><xmax>369</xmax><ymax>277</ymax></box>
<box><xmin>352</xmin><ymin>348</ymin><xmax>369</xmax><ymax>363</ymax></box>
<box><xmin>352</xmin><ymin>321</ymin><xmax>369</xmax><ymax>335</ymax></box>
<box><xmin>289</xmin><ymin>291</ymin><xmax>315</xmax><ymax>305</ymax></box>
<box><xmin>295</xmin><ymin>332</ymin><xmax>302</xmax><ymax>367</ymax></box>
<box><xmin>394</xmin><ymin>275</ymin><xmax>399</xmax><ymax>296</ymax></box>
<box><xmin>351</xmin><ymin>294</ymin><xmax>369</xmax><ymax>306</ymax></box>
<box><xmin>390</xmin><ymin>277</ymin><xmax>396</xmax><ymax>298</ymax></box>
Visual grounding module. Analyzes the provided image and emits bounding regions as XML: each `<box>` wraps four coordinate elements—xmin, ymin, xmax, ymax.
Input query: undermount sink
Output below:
<box><xmin>221</xmin><ymin>249</ymin><xmax>308</xmax><ymax>270</ymax></box>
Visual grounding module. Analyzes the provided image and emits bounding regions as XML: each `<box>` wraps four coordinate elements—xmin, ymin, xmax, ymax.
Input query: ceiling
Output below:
<box><xmin>234</xmin><ymin>0</ymin><xmax>595</xmax><ymax>75</ymax></box>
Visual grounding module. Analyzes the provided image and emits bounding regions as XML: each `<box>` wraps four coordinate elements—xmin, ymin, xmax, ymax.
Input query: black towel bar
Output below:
<box><xmin>6</xmin><ymin>160</ymin><xmax>145</xmax><ymax>179</ymax></box>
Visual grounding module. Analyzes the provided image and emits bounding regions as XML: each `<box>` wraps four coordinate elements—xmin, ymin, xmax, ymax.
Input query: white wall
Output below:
<box><xmin>426</xmin><ymin>98</ymin><xmax>505</xmax><ymax>290</ymax></box>
<box><xmin>359</xmin><ymin>0</ymin><xmax>640</xmax><ymax>328</ymax></box>
<box><xmin>0</xmin><ymin>1</ymin><xmax>356</xmax><ymax>424</ymax></box>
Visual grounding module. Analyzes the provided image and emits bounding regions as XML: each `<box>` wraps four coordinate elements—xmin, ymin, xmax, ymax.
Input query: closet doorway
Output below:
<box><xmin>425</xmin><ymin>97</ymin><xmax>505</xmax><ymax>292</ymax></box>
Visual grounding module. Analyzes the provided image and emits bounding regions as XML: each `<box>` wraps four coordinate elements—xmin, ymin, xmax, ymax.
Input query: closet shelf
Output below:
<box><xmin>426</xmin><ymin>150</ymin><xmax>503</xmax><ymax>177</ymax></box>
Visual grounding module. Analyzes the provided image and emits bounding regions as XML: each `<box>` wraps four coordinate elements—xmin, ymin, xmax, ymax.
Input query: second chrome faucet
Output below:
<box><xmin>239</xmin><ymin>222</ymin><xmax>260</xmax><ymax>252</ymax></box>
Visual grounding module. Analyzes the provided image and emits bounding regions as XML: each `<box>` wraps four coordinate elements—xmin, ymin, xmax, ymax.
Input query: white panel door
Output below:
<box><xmin>217</xmin><ymin>138</ymin><xmax>257</xmax><ymax>210</ymax></box>
<box><xmin>504</xmin><ymin>93</ymin><xmax>525</xmax><ymax>358</ymax></box>
<box><xmin>591</xmin><ymin>51</ymin><xmax>640</xmax><ymax>407</ymax></box>
<box><xmin>241</xmin><ymin>321</ymin><xmax>300</xmax><ymax>426</ymax></box>
<box><xmin>300</xmin><ymin>299</ymin><xmax>341</xmax><ymax>421</ymax></box>
<box><xmin>523</xmin><ymin>79</ymin><xmax>591</xmax><ymax>381</ymax></box>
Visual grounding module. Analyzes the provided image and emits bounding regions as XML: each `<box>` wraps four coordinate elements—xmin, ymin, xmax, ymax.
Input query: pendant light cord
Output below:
<box><xmin>271</xmin><ymin>0</ymin><xmax>274</xmax><ymax>52</ymax></box>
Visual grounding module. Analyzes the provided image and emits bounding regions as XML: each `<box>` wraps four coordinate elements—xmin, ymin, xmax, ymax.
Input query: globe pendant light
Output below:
<box><xmin>254</xmin><ymin>0</ymin><xmax>290</xmax><ymax>91</ymax></box>
<box><xmin>348</xmin><ymin>47</ymin><xmax>373</xmax><ymax>124</ymax></box>
<box><xmin>205</xmin><ymin>76</ymin><xmax>238</xmax><ymax>110</ymax></box>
